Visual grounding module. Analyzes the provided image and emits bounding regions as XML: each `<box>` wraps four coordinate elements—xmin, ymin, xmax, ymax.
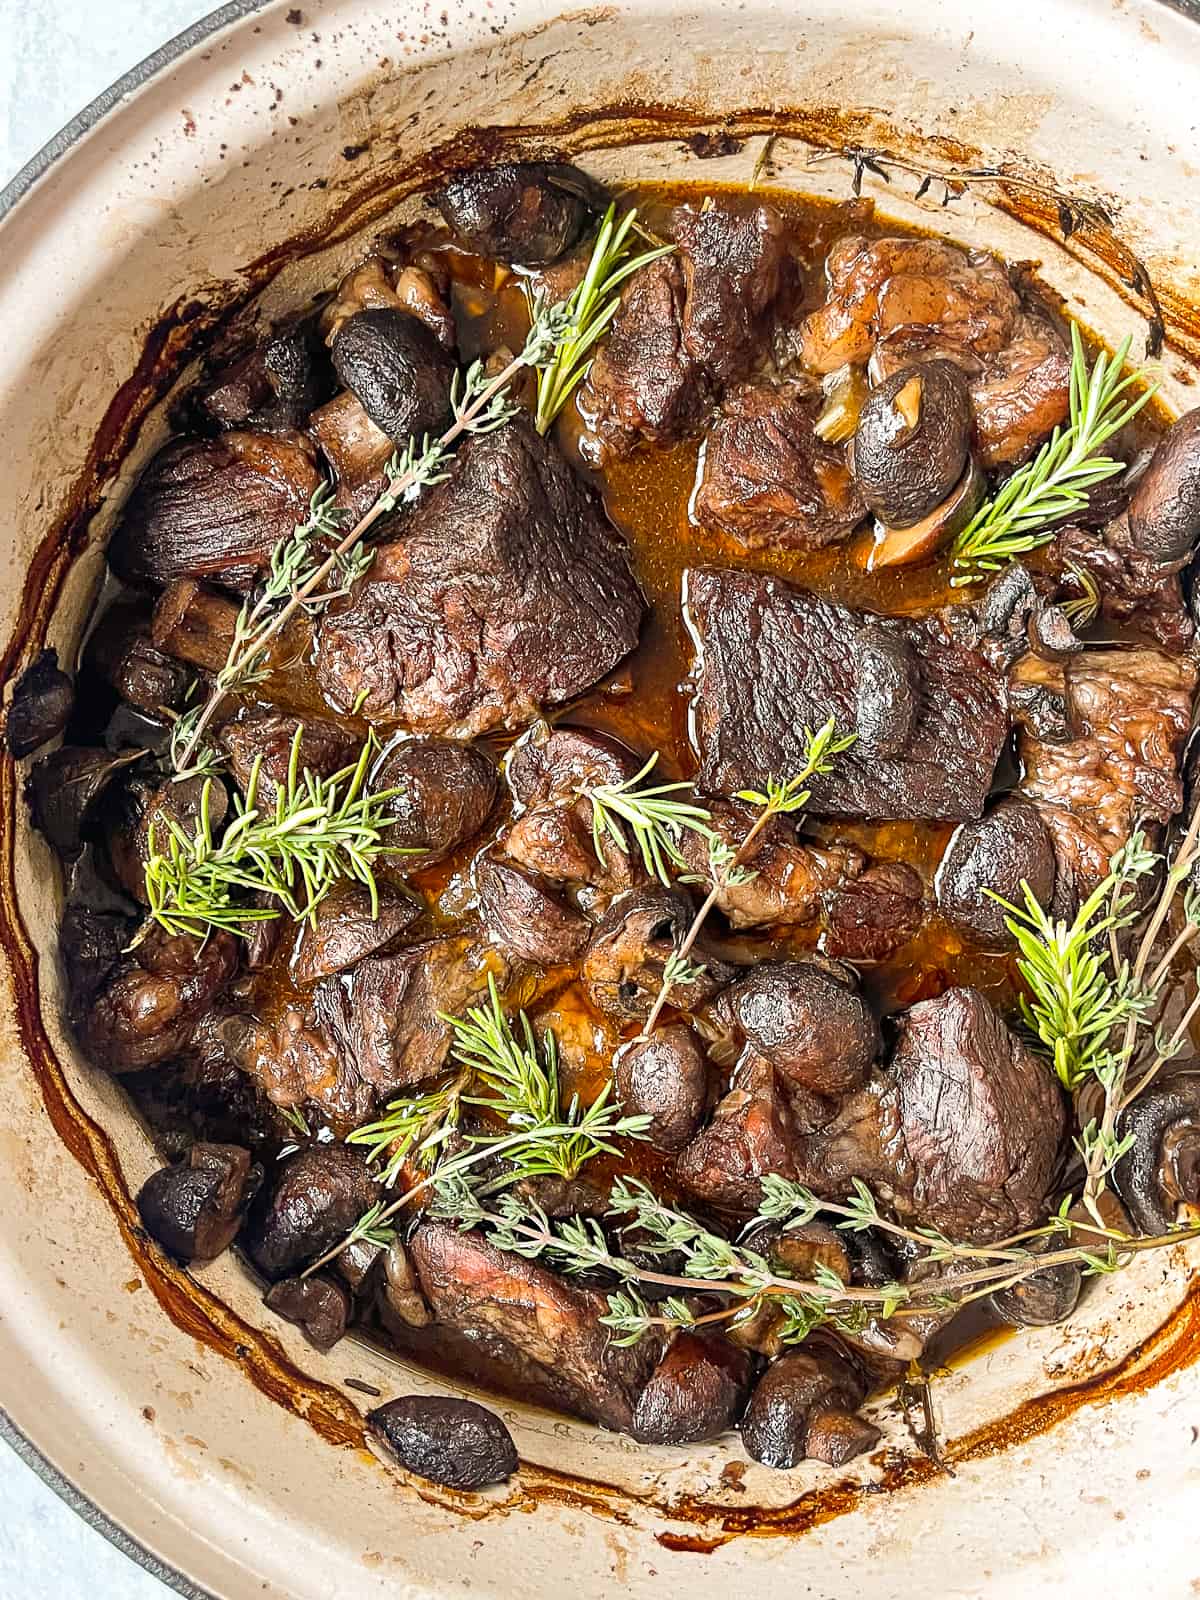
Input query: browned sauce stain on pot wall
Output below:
<box><xmin>1</xmin><ymin>94</ymin><xmax>1197</xmax><ymax>1546</ymax></box>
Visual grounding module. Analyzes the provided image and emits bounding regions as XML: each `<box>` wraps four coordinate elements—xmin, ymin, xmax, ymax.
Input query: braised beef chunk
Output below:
<box><xmin>435</xmin><ymin>161</ymin><xmax>604</xmax><ymax>265</ymax></box>
<box><xmin>798</xmin><ymin>987</ymin><xmax>1065</xmax><ymax>1243</ymax></box>
<box><xmin>409</xmin><ymin>1221</ymin><xmax>661</xmax><ymax>1431</ymax></box>
<box><xmin>500</xmin><ymin>725</ymin><xmax>643</xmax><ymax>897</ymax></box>
<box><xmin>315</xmin><ymin>418</ymin><xmax>645</xmax><ymax>736</ymax></box>
<box><xmin>6</xmin><ymin>649</ymin><xmax>73</xmax><ymax>758</ymax></box>
<box><xmin>937</xmin><ymin>798</ymin><xmax>1056</xmax><ymax>946</ymax></box>
<box><xmin>631</xmin><ymin>1332</ymin><xmax>752</xmax><ymax>1445</ymax></box>
<box><xmin>722</xmin><ymin>962</ymin><xmax>879</xmax><ymax>1098</ymax></box>
<box><xmin>264</xmin><ymin>1273</ymin><xmax>350</xmax><ymax>1350</ymax></box>
<box><xmin>613</xmin><ymin>1026</ymin><xmax>709</xmax><ymax>1153</ymax></box>
<box><xmin>369</xmin><ymin>1395</ymin><xmax>518</xmax><ymax>1489</ymax></box>
<box><xmin>677</xmin><ymin>799</ymin><xmax>864</xmax><ymax>930</ymax></box>
<box><xmin>107</xmin><ymin>432</ymin><xmax>321</xmax><ymax>591</ymax></box>
<box><xmin>103</xmin><ymin>772</ymin><xmax>228</xmax><ymax>905</ymax></box>
<box><xmin>821</xmin><ymin>862</ymin><xmax>924</xmax><ymax>963</ymax></box>
<box><xmin>674</xmin><ymin>200</ymin><xmax>787</xmax><ymax>382</ymax></box>
<box><xmin>331</xmin><ymin>309</ymin><xmax>455</xmax><ymax>445</ymax></box>
<box><xmin>676</xmin><ymin>1057</ymin><xmax>800</xmax><ymax>1212</ymax></box>
<box><xmin>150</xmin><ymin>580</ymin><xmax>242</xmax><ymax>675</ymax></box>
<box><xmin>84</xmin><ymin>602</ymin><xmax>191</xmax><ymax>716</ymax></box>
<box><xmin>740</xmin><ymin>1344</ymin><xmax>878</xmax><ymax>1469</ymax></box>
<box><xmin>83</xmin><ymin>926</ymin><xmax>238</xmax><ymax>1073</ymax></box>
<box><xmin>581</xmin><ymin>886</ymin><xmax>732</xmax><ymax>1021</ymax></box>
<box><xmin>692</xmin><ymin>380</ymin><xmax>865</xmax><ymax>549</ymax></box>
<box><xmin>244</xmin><ymin>1144</ymin><xmax>378</xmax><ymax>1281</ymax></box>
<box><xmin>372</xmin><ymin>738</ymin><xmax>498</xmax><ymax>865</ymax></box>
<box><xmin>314</xmin><ymin>937</ymin><xmax>505</xmax><ymax>1094</ymax></box>
<box><xmin>218</xmin><ymin>709</ymin><xmax>356</xmax><ymax>806</ymax></box>
<box><xmin>686</xmin><ymin>566</ymin><xmax>1008</xmax><ymax>820</ymax></box>
<box><xmin>578</xmin><ymin>256</ymin><xmax>705</xmax><ymax>464</ymax></box>
<box><xmin>1054</xmin><ymin>517</ymin><xmax>1195</xmax><ymax>655</ymax></box>
<box><xmin>579</xmin><ymin>199</ymin><xmax>787</xmax><ymax>465</ymax></box>
<box><xmin>475</xmin><ymin>853</ymin><xmax>589</xmax><ymax>967</ymax></box>
<box><xmin>1014</xmin><ymin>647</ymin><xmax>1196</xmax><ymax>899</ymax></box>
<box><xmin>289</xmin><ymin>880</ymin><xmax>421</xmax><ymax>986</ymax></box>
<box><xmin>137</xmin><ymin>1142</ymin><xmax>261</xmax><ymax>1262</ymax></box>
<box><xmin>198</xmin><ymin>320</ymin><xmax>332</xmax><ymax>434</ymax></box>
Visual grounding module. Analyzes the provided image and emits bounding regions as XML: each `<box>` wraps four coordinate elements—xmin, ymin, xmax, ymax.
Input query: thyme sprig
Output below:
<box><xmin>635</xmin><ymin>718</ymin><xmax>857</xmax><ymax>1038</ymax></box>
<box><xmin>143</xmin><ymin>728</ymin><xmax>403</xmax><ymax>939</ymax></box>
<box><xmin>950</xmin><ymin>325</ymin><xmax>1156</xmax><ymax>586</ymax></box>
<box><xmin>528</xmin><ymin>203</ymin><xmax>674</xmax><ymax>434</ymax></box>
<box><xmin>171</xmin><ymin>301</ymin><xmax>573</xmax><ymax>776</ymax></box>
<box><xmin>583</xmin><ymin>753</ymin><xmax>716</xmax><ymax>886</ymax></box>
<box><xmin>425</xmin><ymin>1171</ymin><xmax>1200</xmax><ymax>1349</ymax></box>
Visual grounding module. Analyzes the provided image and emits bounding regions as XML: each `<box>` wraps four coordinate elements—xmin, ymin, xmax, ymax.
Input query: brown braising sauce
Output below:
<box><xmin>23</xmin><ymin>166</ymin><xmax>1196</xmax><ymax>1533</ymax></box>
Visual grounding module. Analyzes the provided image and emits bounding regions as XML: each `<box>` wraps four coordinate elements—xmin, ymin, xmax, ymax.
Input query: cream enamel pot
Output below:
<box><xmin>2</xmin><ymin>1</ymin><xmax>1200</xmax><ymax>1594</ymax></box>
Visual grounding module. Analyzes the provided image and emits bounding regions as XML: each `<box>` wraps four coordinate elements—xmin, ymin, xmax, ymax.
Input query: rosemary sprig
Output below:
<box><xmin>171</xmin><ymin>301</ymin><xmax>573</xmax><ymax>775</ymax></box>
<box><xmin>303</xmin><ymin>978</ymin><xmax>652</xmax><ymax>1277</ymax></box>
<box><xmin>345</xmin><ymin>1073</ymin><xmax>468</xmax><ymax>1188</ymax></box>
<box><xmin>582</xmin><ymin>753</ymin><xmax>716</xmax><ymax>886</ymax></box>
<box><xmin>528</xmin><ymin>203</ymin><xmax>674</xmax><ymax>434</ymax></box>
<box><xmin>950</xmin><ymin>325</ymin><xmax>1156</xmax><ymax>586</ymax></box>
<box><xmin>143</xmin><ymin>728</ymin><xmax>403</xmax><ymax>939</ymax></box>
<box><xmin>635</xmin><ymin>718</ymin><xmax>857</xmax><ymax>1038</ymax></box>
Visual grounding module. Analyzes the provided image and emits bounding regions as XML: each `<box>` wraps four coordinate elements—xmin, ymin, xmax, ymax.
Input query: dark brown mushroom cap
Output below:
<box><xmin>372</xmin><ymin>738</ymin><xmax>498</xmax><ymax>866</ymax></box>
<box><xmin>137</xmin><ymin>1142</ymin><xmax>262</xmax><ymax>1263</ymax></box>
<box><xmin>6</xmin><ymin>649</ymin><xmax>74</xmax><ymax>759</ymax></box>
<box><xmin>26</xmin><ymin>745</ymin><xmax>146</xmax><ymax>859</ymax></box>
<box><xmin>244</xmin><ymin>1144</ymin><xmax>379</xmax><ymax>1282</ymax></box>
<box><xmin>990</xmin><ymin>1259</ymin><xmax>1081</xmax><ymax>1327</ymax></box>
<box><xmin>851</xmin><ymin>361</ymin><xmax>972</xmax><ymax>528</ymax></box>
<box><xmin>581</xmin><ymin>886</ymin><xmax>732</xmax><ymax>1021</ymax></box>
<box><xmin>1112</xmin><ymin>1078</ymin><xmax>1200</xmax><ymax>1234</ymax></box>
<box><xmin>613</xmin><ymin>1025</ymin><xmax>710</xmax><ymax>1152</ymax></box>
<box><xmin>264</xmin><ymin>1273</ymin><xmax>351</xmax><ymax>1351</ymax></box>
<box><xmin>740</xmin><ymin>1344</ymin><xmax>875</xmax><ymax>1469</ymax></box>
<box><xmin>107</xmin><ymin>432</ymin><xmax>321</xmax><ymax>591</ymax></box>
<box><xmin>854</xmin><ymin>627</ymin><xmax>920</xmax><ymax>758</ymax></box>
<box><xmin>723</xmin><ymin>961</ymin><xmax>880</xmax><ymax>1098</ymax></box>
<box><xmin>331</xmin><ymin>309</ymin><xmax>456</xmax><ymax>446</ymax></box>
<box><xmin>434</xmin><ymin>161</ymin><xmax>605</xmax><ymax>266</ymax></box>
<box><xmin>631</xmin><ymin>1332</ymin><xmax>753</xmax><ymax>1445</ymax></box>
<box><xmin>368</xmin><ymin>1395</ymin><xmax>518</xmax><ymax>1489</ymax></box>
<box><xmin>936</xmin><ymin>797</ymin><xmax>1057</xmax><ymax>947</ymax></box>
<box><xmin>1128</xmin><ymin>407</ymin><xmax>1200</xmax><ymax>565</ymax></box>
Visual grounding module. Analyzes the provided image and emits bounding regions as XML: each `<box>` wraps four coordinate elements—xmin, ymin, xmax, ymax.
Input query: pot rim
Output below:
<box><xmin>4</xmin><ymin>1</ymin><xmax>1200</xmax><ymax>1592</ymax></box>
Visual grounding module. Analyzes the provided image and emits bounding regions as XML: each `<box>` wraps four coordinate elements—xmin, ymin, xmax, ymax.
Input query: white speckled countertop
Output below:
<box><xmin>1</xmin><ymin>7</ymin><xmax>218</xmax><ymax>1591</ymax></box>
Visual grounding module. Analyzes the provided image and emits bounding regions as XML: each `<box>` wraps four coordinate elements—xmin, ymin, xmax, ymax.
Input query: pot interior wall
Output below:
<box><xmin>1</xmin><ymin>2</ymin><xmax>1199</xmax><ymax>1596</ymax></box>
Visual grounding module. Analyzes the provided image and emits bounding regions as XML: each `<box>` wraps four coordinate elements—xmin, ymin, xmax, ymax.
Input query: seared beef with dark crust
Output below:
<box><xmin>676</xmin><ymin>1057</ymin><xmax>800</xmax><ymax>1211</ymax></box>
<box><xmin>686</xmin><ymin>566</ymin><xmax>1008</xmax><ymax>821</ymax></box>
<box><xmin>371</xmin><ymin>738</ymin><xmax>498</xmax><ymax>866</ymax></box>
<box><xmin>435</xmin><ymin>161</ymin><xmax>605</xmax><ymax>265</ymax></box>
<box><xmin>797</xmin><ymin>987</ymin><xmax>1065</xmax><ymax>1243</ymax></box>
<box><xmin>579</xmin><ymin>200</ymin><xmax>787</xmax><ymax>465</ymax></box>
<box><xmin>692</xmin><ymin>379</ymin><xmax>864</xmax><ymax>549</ymax></box>
<box><xmin>108</xmin><ymin>432</ymin><xmax>321</xmax><ymax>591</ymax></box>
<box><xmin>315</xmin><ymin>418</ymin><xmax>644</xmax><ymax>736</ymax></box>
<box><xmin>313</xmin><ymin>937</ymin><xmax>506</xmax><ymax>1094</ymax></box>
<box><xmin>475</xmin><ymin>852</ymin><xmax>590</xmax><ymax>967</ymax></box>
<box><xmin>409</xmin><ymin>1220</ymin><xmax>662</xmax><ymax>1431</ymax></box>
<box><xmin>1053</xmin><ymin>516</ymin><xmax>1195</xmax><ymax>655</ymax></box>
<box><xmin>197</xmin><ymin>320</ymin><xmax>332</xmax><ymax>434</ymax></box>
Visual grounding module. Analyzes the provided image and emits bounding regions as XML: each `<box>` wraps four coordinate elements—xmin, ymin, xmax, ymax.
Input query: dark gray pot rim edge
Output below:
<box><xmin>2</xmin><ymin>0</ymin><xmax>1200</xmax><ymax>1594</ymax></box>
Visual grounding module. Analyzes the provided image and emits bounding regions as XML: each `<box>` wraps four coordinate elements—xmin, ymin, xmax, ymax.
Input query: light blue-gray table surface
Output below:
<box><xmin>3</xmin><ymin>10</ymin><xmax>222</xmax><ymax>1594</ymax></box>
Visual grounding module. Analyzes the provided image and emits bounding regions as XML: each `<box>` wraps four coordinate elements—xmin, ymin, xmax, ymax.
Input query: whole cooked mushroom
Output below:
<box><xmin>740</xmin><ymin>1341</ymin><xmax>880</xmax><ymax>1468</ymax></box>
<box><xmin>137</xmin><ymin>1142</ymin><xmax>262</xmax><ymax>1263</ymax></box>
<box><xmin>854</xmin><ymin>627</ymin><xmax>920</xmax><ymax>758</ymax></box>
<box><xmin>5</xmin><ymin>649</ymin><xmax>74</xmax><ymax>759</ymax></box>
<box><xmin>330</xmin><ymin>308</ymin><xmax>456</xmax><ymax>445</ymax></box>
<box><xmin>1127</xmin><ymin>407</ymin><xmax>1200</xmax><ymax>565</ymax></box>
<box><xmin>852</xmin><ymin>361</ymin><xmax>972</xmax><ymax>528</ymax></box>
<box><xmin>434</xmin><ymin>161</ymin><xmax>606</xmax><ymax>266</ymax></box>
<box><xmin>613</xmin><ymin>1024</ymin><xmax>710</xmax><ymax>1152</ymax></box>
<box><xmin>936</xmin><ymin>797</ymin><xmax>1057</xmax><ymax>947</ymax></box>
<box><xmin>1112</xmin><ymin>1078</ymin><xmax>1200</xmax><ymax>1233</ymax></box>
<box><xmin>867</xmin><ymin>458</ymin><xmax>984</xmax><ymax>569</ymax></box>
